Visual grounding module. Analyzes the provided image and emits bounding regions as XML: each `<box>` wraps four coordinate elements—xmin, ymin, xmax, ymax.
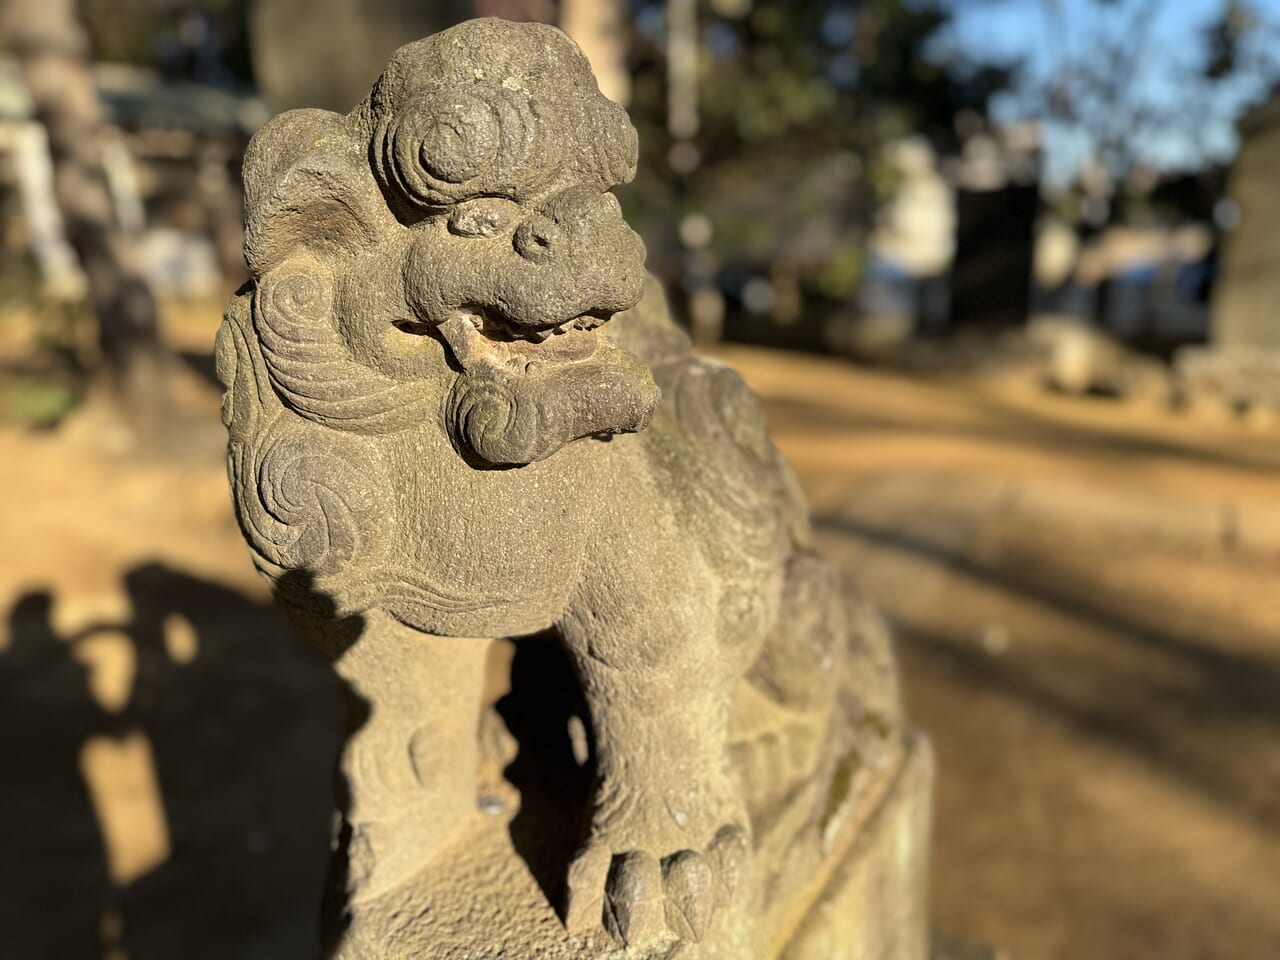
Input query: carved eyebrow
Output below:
<box><xmin>448</xmin><ymin>197</ymin><xmax>521</xmax><ymax>237</ymax></box>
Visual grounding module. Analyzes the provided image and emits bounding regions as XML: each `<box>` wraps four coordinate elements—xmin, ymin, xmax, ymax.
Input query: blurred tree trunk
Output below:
<box><xmin>3</xmin><ymin>0</ymin><xmax>166</xmax><ymax>435</ymax></box>
<box><xmin>560</xmin><ymin>0</ymin><xmax>629</xmax><ymax>105</ymax></box>
<box><xmin>1212</xmin><ymin>96</ymin><xmax>1280</xmax><ymax>349</ymax></box>
<box><xmin>472</xmin><ymin>0</ymin><xmax>558</xmax><ymax>24</ymax></box>
<box><xmin>250</xmin><ymin>0</ymin><xmax>471</xmax><ymax>113</ymax></box>
<box><xmin>472</xmin><ymin>0</ymin><xmax>630</xmax><ymax>106</ymax></box>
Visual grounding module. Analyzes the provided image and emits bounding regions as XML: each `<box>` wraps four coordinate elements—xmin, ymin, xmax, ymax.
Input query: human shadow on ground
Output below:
<box><xmin>0</xmin><ymin>563</ymin><xmax>345</xmax><ymax>960</ymax></box>
<box><xmin>0</xmin><ymin>591</ymin><xmax>115</xmax><ymax>959</ymax></box>
<box><xmin>815</xmin><ymin>513</ymin><xmax>1280</xmax><ymax>834</ymax></box>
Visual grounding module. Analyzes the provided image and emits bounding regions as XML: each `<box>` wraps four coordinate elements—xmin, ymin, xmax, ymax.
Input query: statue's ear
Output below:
<box><xmin>242</xmin><ymin>109</ymin><xmax>396</xmax><ymax>275</ymax></box>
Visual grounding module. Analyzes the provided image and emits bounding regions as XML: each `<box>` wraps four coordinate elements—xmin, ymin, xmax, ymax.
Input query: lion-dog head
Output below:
<box><xmin>216</xmin><ymin>19</ymin><xmax>659</xmax><ymax>615</ymax></box>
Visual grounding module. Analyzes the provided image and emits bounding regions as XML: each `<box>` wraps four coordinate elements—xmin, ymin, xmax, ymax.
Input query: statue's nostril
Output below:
<box><xmin>514</xmin><ymin>219</ymin><xmax>559</xmax><ymax>263</ymax></box>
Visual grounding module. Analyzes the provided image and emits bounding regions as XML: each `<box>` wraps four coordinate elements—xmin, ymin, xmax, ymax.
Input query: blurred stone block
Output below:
<box><xmin>1212</xmin><ymin>95</ymin><xmax>1280</xmax><ymax>349</ymax></box>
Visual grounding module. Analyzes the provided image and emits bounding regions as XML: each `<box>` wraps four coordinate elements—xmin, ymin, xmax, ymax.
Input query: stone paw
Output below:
<box><xmin>563</xmin><ymin>825</ymin><xmax>751</xmax><ymax>949</ymax></box>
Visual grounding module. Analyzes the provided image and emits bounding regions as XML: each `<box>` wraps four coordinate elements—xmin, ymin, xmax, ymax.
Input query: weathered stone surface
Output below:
<box><xmin>217</xmin><ymin>18</ymin><xmax>931</xmax><ymax>957</ymax></box>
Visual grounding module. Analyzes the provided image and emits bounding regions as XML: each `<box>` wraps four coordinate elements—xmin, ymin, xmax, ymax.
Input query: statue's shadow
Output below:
<box><xmin>494</xmin><ymin>633</ymin><xmax>595</xmax><ymax>913</ymax></box>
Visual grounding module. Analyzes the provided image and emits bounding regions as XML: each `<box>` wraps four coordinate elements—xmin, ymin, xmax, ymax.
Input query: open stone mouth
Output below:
<box><xmin>400</xmin><ymin>305</ymin><xmax>612</xmax><ymax>375</ymax></box>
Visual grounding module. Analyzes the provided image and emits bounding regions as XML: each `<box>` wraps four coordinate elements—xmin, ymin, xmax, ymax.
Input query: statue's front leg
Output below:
<box><xmin>558</xmin><ymin>575</ymin><xmax>754</xmax><ymax>950</ymax></box>
<box><xmin>293</xmin><ymin>609</ymin><xmax>490</xmax><ymax>913</ymax></box>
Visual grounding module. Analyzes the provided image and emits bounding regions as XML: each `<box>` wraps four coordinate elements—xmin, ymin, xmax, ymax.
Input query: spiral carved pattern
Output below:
<box><xmin>241</xmin><ymin>422</ymin><xmax>388</xmax><ymax>586</ymax></box>
<box><xmin>260</xmin><ymin>268</ymin><xmax>337</xmax><ymax>346</ymax></box>
<box><xmin>255</xmin><ymin>260</ymin><xmax>434</xmax><ymax>434</ymax></box>
<box><xmin>446</xmin><ymin>376</ymin><xmax>567</xmax><ymax>466</ymax></box>
<box><xmin>373</xmin><ymin>87</ymin><xmax>547</xmax><ymax>208</ymax></box>
<box><xmin>373</xmin><ymin>84</ymin><xmax>639</xmax><ymax>210</ymax></box>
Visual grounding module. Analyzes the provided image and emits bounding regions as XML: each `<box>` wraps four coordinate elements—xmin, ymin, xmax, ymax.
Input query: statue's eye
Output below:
<box><xmin>448</xmin><ymin>198</ymin><xmax>520</xmax><ymax>238</ymax></box>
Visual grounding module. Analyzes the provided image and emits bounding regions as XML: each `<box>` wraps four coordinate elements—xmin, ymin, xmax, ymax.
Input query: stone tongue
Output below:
<box><xmin>444</xmin><ymin>334</ymin><xmax>661</xmax><ymax>465</ymax></box>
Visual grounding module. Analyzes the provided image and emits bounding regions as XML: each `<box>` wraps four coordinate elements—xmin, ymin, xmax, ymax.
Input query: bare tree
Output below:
<box><xmin>3</xmin><ymin>0</ymin><xmax>166</xmax><ymax>435</ymax></box>
<box><xmin>1032</xmin><ymin>0</ymin><xmax>1280</xmax><ymax>189</ymax></box>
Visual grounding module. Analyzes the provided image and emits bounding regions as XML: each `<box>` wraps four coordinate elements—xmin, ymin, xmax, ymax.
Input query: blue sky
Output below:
<box><xmin>936</xmin><ymin>0</ymin><xmax>1280</xmax><ymax>182</ymax></box>
<box><xmin>944</xmin><ymin>0</ymin><xmax>1230</xmax><ymax>65</ymax></box>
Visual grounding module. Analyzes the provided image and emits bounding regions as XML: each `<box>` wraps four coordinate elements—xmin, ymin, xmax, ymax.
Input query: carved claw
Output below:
<box><xmin>564</xmin><ymin>843</ymin><xmax>611</xmax><ymax>935</ymax></box>
<box><xmin>662</xmin><ymin>850</ymin><xmax>715</xmax><ymax>943</ymax></box>
<box><xmin>564</xmin><ymin>819</ymin><xmax>751</xmax><ymax>947</ymax></box>
<box><xmin>603</xmin><ymin>852</ymin><xmax>664</xmax><ymax>948</ymax></box>
<box><xmin>707</xmin><ymin>825</ymin><xmax>750</xmax><ymax>906</ymax></box>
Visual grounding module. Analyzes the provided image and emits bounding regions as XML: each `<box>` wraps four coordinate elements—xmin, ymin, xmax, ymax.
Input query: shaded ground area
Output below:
<box><xmin>1</xmin><ymin>318</ymin><xmax>1278</xmax><ymax>958</ymax></box>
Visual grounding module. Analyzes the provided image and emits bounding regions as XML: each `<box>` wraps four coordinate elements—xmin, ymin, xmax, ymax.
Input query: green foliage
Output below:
<box><xmin>814</xmin><ymin>243</ymin><xmax>864</xmax><ymax>300</ymax></box>
<box><xmin>80</xmin><ymin>0</ymin><xmax>255</xmax><ymax>87</ymax></box>
<box><xmin>0</xmin><ymin>378</ymin><xmax>77</xmax><ymax>428</ymax></box>
<box><xmin>626</xmin><ymin>0</ymin><xmax>1014</xmax><ymax>304</ymax></box>
<box><xmin>686</xmin><ymin>0</ymin><xmax>992</xmax><ymax>165</ymax></box>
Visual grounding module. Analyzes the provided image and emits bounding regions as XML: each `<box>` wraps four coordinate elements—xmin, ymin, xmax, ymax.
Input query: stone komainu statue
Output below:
<box><xmin>217</xmin><ymin>18</ymin><xmax>931</xmax><ymax>960</ymax></box>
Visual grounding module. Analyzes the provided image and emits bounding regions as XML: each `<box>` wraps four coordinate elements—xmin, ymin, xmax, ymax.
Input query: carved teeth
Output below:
<box><xmin>456</xmin><ymin>308</ymin><xmax>593</xmax><ymax>345</ymax></box>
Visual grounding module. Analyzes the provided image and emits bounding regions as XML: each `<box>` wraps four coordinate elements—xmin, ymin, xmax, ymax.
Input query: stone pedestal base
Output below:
<box><xmin>778</xmin><ymin>734</ymin><xmax>934</xmax><ymax>960</ymax></box>
<box><xmin>329</xmin><ymin>734</ymin><xmax>933</xmax><ymax>960</ymax></box>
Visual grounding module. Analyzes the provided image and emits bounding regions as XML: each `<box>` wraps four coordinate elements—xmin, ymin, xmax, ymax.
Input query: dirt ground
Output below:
<box><xmin>2</xmin><ymin>309</ymin><xmax>1278</xmax><ymax>959</ymax></box>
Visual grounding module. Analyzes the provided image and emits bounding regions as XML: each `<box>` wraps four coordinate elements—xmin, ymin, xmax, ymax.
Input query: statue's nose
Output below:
<box><xmin>513</xmin><ymin>215</ymin><xmax>561</xmax><ymax>264</ymax></box>
<box><xmin>513</xmin><ymin>186</ymin><xmax>625</xmax><ymax>266</ymax></box>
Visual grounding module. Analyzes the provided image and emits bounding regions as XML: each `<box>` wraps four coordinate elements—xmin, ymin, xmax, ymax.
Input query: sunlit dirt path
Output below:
<box><xmin>1</xmin><ymin>325</ymin><xmax>1278</xmax><ymax>958</ymax></box>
